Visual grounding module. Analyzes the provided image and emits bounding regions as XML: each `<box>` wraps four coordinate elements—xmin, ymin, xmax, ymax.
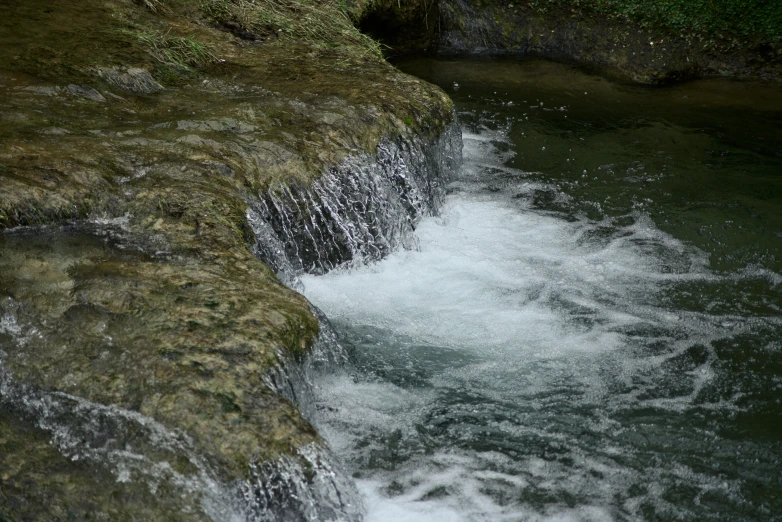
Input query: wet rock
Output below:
<box><xmin>250</xmin><ymin>124</ymin><xmax>462</xmax><ymax>276</ymax></box>
<box><xmin>0</xmin><ymin>0</ymin><xmax>457</xmax><ymax>518</ymax></box>
<box><xmin>0</xmin><ymin>409</ymin><xmax>216</xmax><ymax>522</ymax></box>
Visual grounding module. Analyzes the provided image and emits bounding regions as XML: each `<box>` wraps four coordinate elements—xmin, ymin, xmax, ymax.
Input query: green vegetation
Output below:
<box><xmin>523</xmin><ymin>0</ymin><xmax>782</xmax><ymax>49</ymax></box>
<box><xmin>122</xmin><ymin>28</ymin><xmax>217</xmax><ymax>70</ymax></box>
<box><xmin>111</xmin><ymin>0</ymin><xmax>389</xmax><ymax>82</ymax></box>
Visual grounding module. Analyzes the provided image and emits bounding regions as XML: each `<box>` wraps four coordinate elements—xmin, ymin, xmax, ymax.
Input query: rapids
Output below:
<box><xmin>301</xmin><ymin>59</ymin><xmax>782</xmax><ymax>521</ymax></box>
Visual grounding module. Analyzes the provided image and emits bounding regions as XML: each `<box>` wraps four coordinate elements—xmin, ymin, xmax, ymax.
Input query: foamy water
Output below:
<box><xmin>302</xmin><ymin>126</ymin><xmax>782</xmax><ymax>520</ymax></box>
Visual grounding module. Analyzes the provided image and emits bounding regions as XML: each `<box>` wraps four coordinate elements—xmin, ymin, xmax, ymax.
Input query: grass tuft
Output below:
<box><xmin>121</xmin><ymin>28</ymin><xmax>218</xmax><ymax>70</ymax></box>
<box><xmin>123</xmin><ymin>0</ymin><xmax>385</xmax><ymax>62</ymax></box>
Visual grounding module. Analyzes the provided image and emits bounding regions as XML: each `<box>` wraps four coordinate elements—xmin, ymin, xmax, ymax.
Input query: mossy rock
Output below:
<box><xmin>0</xmin><ymin>0</ymin><xmax>455</xmax><ymax>518</ymax></box>
<box><xmin>0</xmin><ymin>408</ymin><xmax>215</xmax><ymax>522</ymax></box>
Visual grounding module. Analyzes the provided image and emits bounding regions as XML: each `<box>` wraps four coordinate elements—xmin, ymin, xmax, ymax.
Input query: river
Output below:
<box><xmin>300</xmin><ymin>58</ymin><xmax>782</xmax><ymax>521</ymax></box>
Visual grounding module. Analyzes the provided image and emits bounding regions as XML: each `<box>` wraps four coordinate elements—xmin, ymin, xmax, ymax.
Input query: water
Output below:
<box><xmin>301</xmin><ymin>59</ymin><xmax>782</xmax><ymax>521</ymax></box>
<box><xmin>249</xmin><ymin>128</ymin><xmax>461</xmax><ymax>282</ymax></box>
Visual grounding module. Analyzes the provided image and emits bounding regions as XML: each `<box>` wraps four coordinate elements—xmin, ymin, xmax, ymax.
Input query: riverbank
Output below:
<box><xmin>360</xmin><ymin>0</ymin><xmax>782</xmax><ymax>83</ymax></box>
<box><xmin>438</xmin><ymin>0</ymin><xmax>782</xmax><ymax>83</ymax></box>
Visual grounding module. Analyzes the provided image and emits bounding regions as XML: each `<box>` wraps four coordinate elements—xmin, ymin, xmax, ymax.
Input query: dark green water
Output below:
<box><xmin>303</xmin><ymin>59</ymin><xmax>782</xmax><ymax>521</ymax></box>
<box><xmin>408</xmin><ymin>58</ymin><xmax>782</xmax><ymax>275</ymax></box>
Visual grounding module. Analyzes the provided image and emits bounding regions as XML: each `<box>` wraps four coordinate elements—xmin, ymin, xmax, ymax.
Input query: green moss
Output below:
<box><xmin>0</xmin><ymin>0</ymin><xmax>456</xmax><ymax>514</ymax></box>
<box><xmin>0</xmin><ymin>228</ymin><xmax>321</xmax><ymax>477</ymax></box>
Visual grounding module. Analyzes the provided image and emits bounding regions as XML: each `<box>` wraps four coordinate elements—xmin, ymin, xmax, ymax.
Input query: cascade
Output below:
<box><xmin>249</xmin><ymin>124</ymin><xmax>462</xmax><ymax>283</ymax></box>
<box><xmin>243</xmin><ymin>120</ymin><xmax>463</xmax><ymax>519</ymax></box>
<box><xmin>0</xmin><ymin>120</ymin><xmax>461</xmax><ymax>522</ymax></box>
<box><xmin>0</xmin><ymin>298</ymin><xmax>244</xmax><ymax>520</ymax></box>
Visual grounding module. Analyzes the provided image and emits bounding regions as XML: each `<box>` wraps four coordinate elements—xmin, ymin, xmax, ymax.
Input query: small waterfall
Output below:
<box><xmin>0</xmin><ymin>363</ymin><xmax>362</xmax><ymax>522</ymax></box>
<box><xmin>253</xmin><ymin>121</ymin><xmax>464</xmax><ymax>431</ymax></box>
<box><xmin>249</xmin><ymin>123</ymin><xmax>462</xmax><ymax>282</ymax></box>
<box><xmin>246</xmin><ymin>121</ymin><xmax>463</xmax><ymax>519</ymax></box>
<box><xmin>244</xmin><ymin>443</ymin><xmax>363</xmax><ymax>522</ymax></box>
<box><xmin>263</xmin><ymin>307</ymin><xmax>351</xmax><ymax>423</ymax></box>
<box><xmin>0</xmin><ymin>297</ymin><xmax>358</xmax><ymax>521</ymax></box>
<box><xmin>255</xmin><ymin>308</ymin><xmax>363</xmax><ymax>522</ymax></box>
<box><xmin>0</xmin><ymin>122</ymin><xmax>462</xmax><ymax>521</ymax></box>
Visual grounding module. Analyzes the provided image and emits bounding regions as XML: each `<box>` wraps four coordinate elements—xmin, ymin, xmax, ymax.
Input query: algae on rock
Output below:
<box><xmin>0</xmin><ymin>0</ymin><xmax>457</xmax><ymax>518</ymax></box>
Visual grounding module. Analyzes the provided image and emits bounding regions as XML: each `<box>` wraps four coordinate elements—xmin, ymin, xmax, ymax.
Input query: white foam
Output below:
<box><xmin>352</xmin><ymin>453</ymin><xmax>617</xmax><ymax>522</ymax></box>
<box><xmin>302</xmin><ymin>126</ymin><xmax>774</xmax><ymax>520</ymax></box>
<box><xmin>302</xmin><ymin>191</ymin><xmax>711</xmax><ymax>359</ymax></box>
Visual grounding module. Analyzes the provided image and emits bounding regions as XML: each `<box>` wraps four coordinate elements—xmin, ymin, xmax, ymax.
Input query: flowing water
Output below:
<box><xmin>301</xmin><ymin>59</ymin><xmax>782</xmax><ymax>521</ymax></box>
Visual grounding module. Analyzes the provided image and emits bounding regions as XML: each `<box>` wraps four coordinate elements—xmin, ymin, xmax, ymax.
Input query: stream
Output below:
<box><xmin>301</xmin><ymin>59</ymin><xmax>782</xmax><ymax>521</ymax></box>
